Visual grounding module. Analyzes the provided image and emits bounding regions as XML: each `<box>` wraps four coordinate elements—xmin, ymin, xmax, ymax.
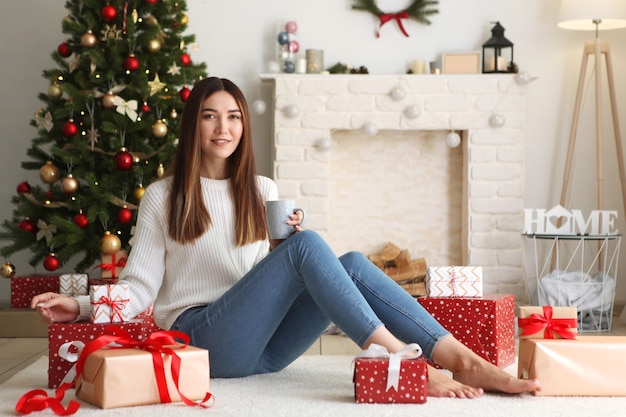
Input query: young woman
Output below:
<box><xmin>32</xmin><ymin>77</ymin><xmax>540</xmax><ymax>398</ymax></box>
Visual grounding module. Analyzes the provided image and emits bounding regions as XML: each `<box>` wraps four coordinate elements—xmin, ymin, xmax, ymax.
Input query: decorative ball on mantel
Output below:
<box><xmin>252</xmin><ymin>99</ymin><xmax>267</xmax><ymax>115</ymax></box>
<box><xmin>363</xmin><ymin>122</ymin><xmax>379</xmax><ymax>137</ymax></box>
<box><xmin>489</xmin><ymin>113</ymin><xmax>506</xmax><ymax>128</ymax></box>
<box><xmin>404</xmin><ymin>105</ymin><xmax>421</xmax><ymax>119</ymax></box>
<box><xmin>1</xmin><ymin>261</ymin><xmax>16</xmax><ymax>278</ymax></box>
<box><xmin>389</xmin><ymin>86</ymin><xmax>406</xmax><ymax>101</ymax></box>
<box><xmin>446</xmin><ymin>131</ymin><xmax>461</xmax><ymax>148</ymax></box>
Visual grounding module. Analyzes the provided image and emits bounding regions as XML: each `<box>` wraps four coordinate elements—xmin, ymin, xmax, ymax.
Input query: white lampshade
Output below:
<box><xmin>558</xmin><ymin>0</ymin><xmax>626</xmax><ymax>31</ymax></box>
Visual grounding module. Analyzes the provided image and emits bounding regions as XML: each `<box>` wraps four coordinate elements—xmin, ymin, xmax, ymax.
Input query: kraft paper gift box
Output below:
<box><xmin>59</xmin><ymin>273</ymin><xmax>88</xmax><ymax>297</ymax></box>
<box><xmin>47</xmin><ymin>321</ymin><xmax>144</xmax><ymax>388</ymax></box>
<box><xmin>10</xmin><ymin>275</ymin><xmax>59</xmax><ymax>308</ymax></box>
<box><xmin>517</xmin><ymin>305</ymin><xmax>578</xmax><ymax>339</ymax></box>
<box><xmin>75</xmin><ymin>344</ymin><xmax>211</xmax><ymax>409</ymax></box>
<box><xmin>518</xmin><ymin>336</ymin><xmax>626</xmax><ymax>396</ymax></box>
<box><xmin>96</xmin><ymin>249</ymin><xmax>128</xmax><ymax>279</ymax></box>
<box><xmin>90</xmin><ymin>282</ymin><xmax>131</xmax><ymax>323</ymax></box>
<box><xmin>417</xmin><ymin>294</ymin><xmax>515</xmax><ymax>368</ymax></box>
<box><xmin>353</xmin><ymin>344</ymin><xmax>427</xmax><ymax>404</ymax></box>
<box><xmin>425</xmin><ymin>266</ymin><xmax>483</xmax><ymax>297</ymax></box>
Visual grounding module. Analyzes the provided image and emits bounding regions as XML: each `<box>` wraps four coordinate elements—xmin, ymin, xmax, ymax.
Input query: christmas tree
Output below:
<box><xmin>0</xmin><ymin>0</ymin><xmax>207</xmax><ymax>276</ymax></box>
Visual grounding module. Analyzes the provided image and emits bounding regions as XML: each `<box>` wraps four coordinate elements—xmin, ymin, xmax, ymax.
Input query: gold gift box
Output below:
<box><xmin>518</xmin><ymin>336</ymin><xmax>626</xmax><ymax>396</ymax></box>
<box><xmin>75</xmin><ymin>345</ymin><xmax>210</xmax><ymax>409</ymax></box>
<box><xmin>517</xmin><ymin>305</ymin><xmax>578</xmax><ymax>339</ymax></box>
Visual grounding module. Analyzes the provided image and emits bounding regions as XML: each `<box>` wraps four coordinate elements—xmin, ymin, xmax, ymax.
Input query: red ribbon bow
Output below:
<box><xmin>94</xmin><ymin>253</ymin><xmax>127</xmax><ymax>279</ymax></box>
<box><xmin>15</xmin><ymin>327</ymin><xmax>213</xmax><ymax>415</ymax></box>
<box><xmin>91</xmin><ymin>294</ymin><xmax>130</xmax><ymax>323</ymax></box>
<box><xmin>378</xmin><ymin>12</ymin><xmax>410</xmax><ymax>37</ymax></box>
<box><xmin>518</xmin><ymin>306</ymin><xmax>577</xmax><ymax>339</ymax></box>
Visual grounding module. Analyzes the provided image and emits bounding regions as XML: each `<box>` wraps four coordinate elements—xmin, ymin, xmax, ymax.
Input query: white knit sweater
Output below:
<box><xmin>77</xmin><ymin>175</ymin><xmax>278</xmax><ymax>330</ymax></box>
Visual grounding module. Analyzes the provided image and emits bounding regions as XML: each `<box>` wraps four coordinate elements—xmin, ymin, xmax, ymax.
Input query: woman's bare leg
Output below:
<box><xmin>431</xmin><ymin>335</ymin><xmax>541</xmax><ymax>394</ymax></box>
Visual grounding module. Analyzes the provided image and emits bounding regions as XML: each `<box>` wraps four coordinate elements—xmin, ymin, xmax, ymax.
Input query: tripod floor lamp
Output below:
<box><xmin>557</xmin><ymin>0</ymin><xmax>626</xmax><ymax>216</ymax></box>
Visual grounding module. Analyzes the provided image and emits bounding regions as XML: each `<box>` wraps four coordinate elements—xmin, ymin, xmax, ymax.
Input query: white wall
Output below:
<box><xmin>1</xmin><ymin>0</ymin><xmax>625</xmax><ymax>307</ymax></box>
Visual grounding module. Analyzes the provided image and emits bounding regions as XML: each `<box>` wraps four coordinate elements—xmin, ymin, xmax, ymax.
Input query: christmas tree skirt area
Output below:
<box><xmin>5</xmin><ymin>356</ymin><xmax>626</xmax><ymax>417</ymax></box>
<box><xmin>0</xmin><ymin>306</ymin><xmax>47</xmax><ymax>337</ymax></box>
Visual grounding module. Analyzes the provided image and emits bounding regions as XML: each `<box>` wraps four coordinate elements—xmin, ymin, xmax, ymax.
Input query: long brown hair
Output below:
<box><xmin>163</xmin><ymin>77</ymin><xmax>268</xmax><ymax>245</ymax></box>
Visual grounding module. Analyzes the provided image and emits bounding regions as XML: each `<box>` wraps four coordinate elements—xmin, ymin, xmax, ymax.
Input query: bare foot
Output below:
<box><xmin>427</xmin><ymin>365</ymin><xmax>484</xmax><ymax>399</ymax></box>
<box><xmin>453</xmin><ymin>362</ymin><xmax>541</xmax><ymax>394</ymax></box>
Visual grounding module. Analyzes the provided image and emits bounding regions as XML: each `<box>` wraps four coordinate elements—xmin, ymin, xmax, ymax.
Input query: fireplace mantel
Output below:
<box><xmin>260</xmin><ymin>73</ymin><xmax>527</xmax><ymax>299</ymax></box>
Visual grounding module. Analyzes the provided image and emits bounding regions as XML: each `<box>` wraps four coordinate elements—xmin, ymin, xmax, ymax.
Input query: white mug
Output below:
<box><xmin>266</xmin><ymin>200</ymin><xmax>305</xmax><ymax>239</ymax></box>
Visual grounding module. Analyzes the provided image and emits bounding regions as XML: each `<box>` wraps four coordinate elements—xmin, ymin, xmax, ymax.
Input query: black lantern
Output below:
<box><xmin>482</xmin><ymin>21</ymin><xmax>514</xmax><ymax>73</ymax></box>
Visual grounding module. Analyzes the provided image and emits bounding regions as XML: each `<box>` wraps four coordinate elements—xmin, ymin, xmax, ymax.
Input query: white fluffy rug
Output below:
<box><xmin>4</xmin><ymin>355</ymin><xmax>626</xmax><ymax>417</ymax></box>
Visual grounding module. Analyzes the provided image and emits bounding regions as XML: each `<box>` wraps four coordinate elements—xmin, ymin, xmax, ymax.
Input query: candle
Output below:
<box><xmin>296</xmin><ymin>58</ymin><xmax>307</xmax><ymax>74</ymax></box>
<box><xmin>488</xmin><ymin>56</ymin><xmax>506</xmax><ymax>71</ymax></box>
<box><xmin>412</xmin><ymin>60</ymin><xmax>426</xmax><ymax>74</ymax></box>
<box><xmin>306</xmin><ymin>49</ymin><xmax>324</xmax><ymax>74</ymax></box>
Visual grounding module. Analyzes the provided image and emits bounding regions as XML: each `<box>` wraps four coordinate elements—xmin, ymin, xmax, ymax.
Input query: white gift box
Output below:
<box><xmin>426</xmin><ymin>266</ymin><xmax>483</xmax><ymax>297</ymax></box>
<box><xmin>90</xmin><ymin>282</ymin><xmax>131</xmax><ymax>323</ymax></box>
<box><xmin>59</xmin><ymin>273</ymin><xmax>88</xmax><ymax>296</ymax></box>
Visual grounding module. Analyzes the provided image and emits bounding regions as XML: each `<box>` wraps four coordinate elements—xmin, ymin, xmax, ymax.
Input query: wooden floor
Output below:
<box><xmin>1</xmin><ymin>318</ymin><xmax>625</xmax><ymax>386</ymax></box>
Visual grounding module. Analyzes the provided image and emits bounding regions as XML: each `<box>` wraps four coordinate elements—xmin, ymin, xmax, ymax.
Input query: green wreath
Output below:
<box><xmin>352</xmin><ymin>0</ymin><xmax>439</xmax><ymax>37</ymax></box>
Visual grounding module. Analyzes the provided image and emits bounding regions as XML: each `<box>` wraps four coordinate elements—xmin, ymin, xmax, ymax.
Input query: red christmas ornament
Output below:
<box><xmin>124</xmin><ymin>54</ymin><xmax>140</xmax><ymax>72</ymax></box>
<box><xmin>101</xmin><ymin>4</ymin><xmax>117</xmax><ymax>21</ymax></box>
<box><xmin>114</xmin><ymin>148</ymin><xmax>134</xmax><ymax>171</ymax></box>
<box><xmin>57</xmin><ymin>42</ymin><xmax>71</xmax><ymax>58</ymax></box>
<box><xmin>144</xmin><ymin>0</ymin><xmax>158</xmax><ymax>4</ymax></box>
<box><xmin>178</xmin><ymin>86</ymin><xmax>191</xmax><ymax>102</ymax></box>
<box><xmin>74</xmin><ymin>212</ymin><xmax>89</xmax><ymax>228</ymax></box>
<box><xmin>62</xmin><ymin>119</ymin><xmax>78</xmax><ymax>138</ymax></box>
<box><xmin>117</xmin><ymin>206</ymin><xmax>133</xmax><ymax>223</ymax></box>
<box><xmin>180</xmin><ymin>53</ymin><xmax>191</xmax><ymax>66</ymax></box>
<box><xmin>141</xmin><ymin>102</ymin><xmax>150</xmax><ymax>113</ymax></box>
<box><xmin>18</xmin><ymin>218</ymin><xmax>37</xmax><ymax>234</ymax></box>
<box><xmin>16</xmin><ymin>181</ymin><xmax>31</xmax><ymax>194</ymax></box>
<box><xmin>43</xmin><ymin>253</ymin><xmax>59</xmax><ymax>272</ymax></box>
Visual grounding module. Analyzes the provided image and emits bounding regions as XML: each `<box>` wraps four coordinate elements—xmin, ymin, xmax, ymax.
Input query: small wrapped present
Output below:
<box><xmin>418</xmin><ymin>294</ymin><xmax>515</xmax><ymax>368</ymax></box>
<box><xmin>59</xmin><ymin>273</ymin><xmax>88</xmax><ymax>297</ymax></box>
<box><xmin>10</xmin><ymin>275</ymin><xmax>59</xmax><ymax>308</ymax></box>
<box><xmin>426</xmin><ymin>266</ymin><xmax>483</xmax><ymax>297</ymax></box>
<box><xmin>518</xmin><ymin>305</ymin><xmax>578</xmax><ymax>339</ymax></box>
<box><xmin>90</xmin><ymin>282</ymin><xmax>131</xmax><ymax>323</ymax></box>
<box><xmin>354</xmin><ymin>343</ymin><xmax>427</xmax><ymax>404</ymax></box>
<box><xmin>48</xmin><ymin>321</ymin><xmax>144</xmax><ymax>388</ymax></box>
<box><xmin>75</xmin><ymin>330</ymin><xmax>212</xmax><ymax>409</ymax></box>
<box><xmin>95</xmin><ymin>249</ymin><xmax>128</xmax><ymax>279</ymax></box>
<box><xmin>518</xmin><ymin>336</ymin><xmax>626</xmax><ymax>396</ymax></box>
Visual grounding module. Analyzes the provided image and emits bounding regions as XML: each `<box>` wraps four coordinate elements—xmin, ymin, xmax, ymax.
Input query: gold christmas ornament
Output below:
<box><xmin>81</xmin><ymin>30</ymin><xmax>98</xmax><ymax>48</ymax></box>
<box><xmin>169</xmin><ymin>108</ymin><xmax>178</xmax><ymax>119</ymax></box>
<box><xmin>101</xmin><ymin>231</ymin><xmax>122</xmax><ymax>254</ymax></box>
<box><xmin>146</xmin><ymin>38</ymin><xmax>162</xmax><ymax>53</ymax></box>
<box><xmin>61</xmin><ymin>174</ymin><xmax>79</xmax><ymax>194</ymax></box>
<box><xmin>1</xmin><ymin>261</ymin><xmax>16</xmax><ymax>278</ymax></box>
<box><xmin>48</xmin><ymin>83</ymin><xmax>63</xmax><ymax>100</ymax></box>
<box><xmin>151</xmin><ymin>120</ymin><xmax>168</xmax><ymax>138</ymax></box>
<box><xmin>156</xmin><ymin>163</ymin><xmax>165</xmax><ymax>178</ymax></box>
<box><xmin>133</xmin><ymin>185</ymin><xmax>146</xmax><ymax>201</ymax></box>
<box><xmin>102</xmin><ymin>92</ymin><xmax>116</xmax><ymax>109</ymax></box>
<box><xmin>39</xmin><ymin>161</ymin><xmax>61</xmax><ymax>184</ymax></box>
<box><xmin>180</xmin><ymin>14</ymin><xmax>189</xmax><ymax>25</ymax></box>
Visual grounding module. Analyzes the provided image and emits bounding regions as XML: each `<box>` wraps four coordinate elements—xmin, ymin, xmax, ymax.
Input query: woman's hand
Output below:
<box><xmin>31</xmin><ymin>292</ymin><xmax>80</xmax><ymax>324</ymax></box>
<box><xmin>288</xmin><ymin>209</ymin><xmax>305</xmax><ymax>233</ymax></box>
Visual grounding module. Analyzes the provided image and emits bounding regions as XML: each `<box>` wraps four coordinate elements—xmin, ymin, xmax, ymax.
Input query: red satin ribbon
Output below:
<box><xmin>15</xmin><ymin>328</ymin><xmax>213</xmax><ymax>415</ymax></box>
<box><xmin>518</xmin><ymin>306</ymin><xmax>577</xmax><ymax>339</ymax></box>
<box><xmin>95</xmin><ymin>253</ymin><xmax>127</xmax><ymax>279</ymax></box>
<box><xmin>91</xmin><ymin>294</ymin><xmax>130</xmax><ymax>323</ymax></box>
<box><xmin>377</xmin><ymin>12</ymin><xmax>410</xmax><ymax>37</ymax></box>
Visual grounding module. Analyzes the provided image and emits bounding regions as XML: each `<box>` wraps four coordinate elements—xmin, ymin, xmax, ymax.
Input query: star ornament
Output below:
<box><xmin>87</xmin><ymin>124</ymin><xmax>100</xmax><ymax>150</ymax></box>
<box><xmin>167</xmin><ymin>62</ymin><xmax>181</xmax><ymax>76</ymax></box>
<box><xmin>113</xmin><ymin>96</ymin><xmax>138</xmax><ymax>122</ymax></box>
<box><xmin>148</xmin><ymin>73</ymin><xmax>166</xmax><ymax>96</ymax></box>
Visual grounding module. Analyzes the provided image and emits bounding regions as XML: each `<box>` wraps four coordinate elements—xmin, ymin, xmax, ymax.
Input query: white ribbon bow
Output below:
<box><xmin>113</xmin><ymin>96</ymin><xmax>138</xmax><ymax>122</ymax></box>
<box><xmin>35</xmin><ymin>111</ymin><xmax>53</xmax><ymax>132</ymax></box>
<box><xmin>356</xmin><ymin>343</ymin><xmax>422</xmax><ymax>392</ymax></box>
<box><xmin>57</xmin><ymin>340</ymin><xmax>85</xmax><ymax>386</ymax></box>
<box><xmin>36</xmin><ymin>220</ymin><xmax>57</xmax><ymax>245</ymax></box>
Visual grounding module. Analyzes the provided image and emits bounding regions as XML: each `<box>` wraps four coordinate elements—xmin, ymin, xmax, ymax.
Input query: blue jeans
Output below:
<box><xmin>171</xmin><ymin>230</ymin><xmax>449</xmax><ymax>378</ymax></box>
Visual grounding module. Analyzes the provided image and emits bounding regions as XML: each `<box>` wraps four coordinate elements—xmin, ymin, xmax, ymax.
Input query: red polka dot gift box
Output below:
<box><xmin>418</xmin><ymin>294</ymin><xmax>516</xmax><ymax>368</ymax></box>
<box><xmin>10</xmin><ymin>275</ymin><xmax>60</xmax><ymax>308</ymax></box>
<box><xmin>47</xmin><ymin>321</ymin><xmax>144</xmax><ymax>389</ymax></box>
<box><xmin>354</xmin><ymin>343</ymin><xmax>428</xmax><ymax>404</ymax></box>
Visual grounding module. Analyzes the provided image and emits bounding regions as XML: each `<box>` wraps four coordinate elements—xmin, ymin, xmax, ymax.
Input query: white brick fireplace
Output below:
<box><xmin>261</xmin><ymin>74</ymin><xmax>527</xmax><ymax>300</ymax></box>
